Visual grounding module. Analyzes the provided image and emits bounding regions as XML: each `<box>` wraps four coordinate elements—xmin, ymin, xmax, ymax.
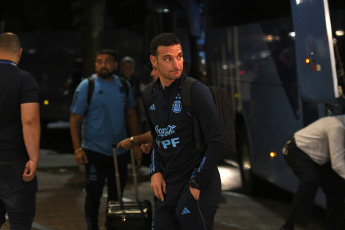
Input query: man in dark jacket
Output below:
<box><xmin>145</xmin><ymin>32</ymin><xmax>227</xmax><ymax>230</ymax></box>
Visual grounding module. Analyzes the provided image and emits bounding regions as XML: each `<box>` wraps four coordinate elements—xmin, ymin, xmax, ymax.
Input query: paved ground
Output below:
<box><xmin>1</xmin><ymin>149</ymin><xmax>324</xmax><ymax>230</ymax></box>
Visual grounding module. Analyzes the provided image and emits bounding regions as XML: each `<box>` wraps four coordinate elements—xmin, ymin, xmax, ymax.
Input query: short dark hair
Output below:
<box><xmin>150</xmin><ymin>33</ymin><xmax>181</xmax><ymax>56</ymax></box>
<box><xmin>0</xmin><ymin>32</ymin><xmax>21</xmax><ymax>53</ymax></box>
<box><xmin>96</xmin><ymin>49</ymin><xmax>117</xmax><ymax>61</ymax></box>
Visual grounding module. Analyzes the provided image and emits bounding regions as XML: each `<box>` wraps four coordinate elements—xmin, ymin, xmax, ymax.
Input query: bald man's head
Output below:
<box><xmin>0</xmin><ymin>32</ymin><xmax>21</xmax><ymax>53</ymax></box>
<box><xmin>0</xmin><ymin>32</ymin><xmax>22</xmax><ymax>63</ymax></box>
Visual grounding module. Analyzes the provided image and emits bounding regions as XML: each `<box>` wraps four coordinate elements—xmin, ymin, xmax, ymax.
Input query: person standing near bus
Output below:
<box><xmin>280</xmin><ymin>115</ymin><xmax>345</xmax><ymax>230</ymax></box>
<box><xmin>145</xmin><ymin>33</ymin><xmax>226</xmax><ymax>230</ymax></box>
<box><xmin>0</xmin><ymin>32</ymin><xmax>40</xmax><ymax>229</ymax></box>
<box><xmin>70</xmin><ymin>49</ymin><xmax>138</xmax><ymax>230</ymax></box>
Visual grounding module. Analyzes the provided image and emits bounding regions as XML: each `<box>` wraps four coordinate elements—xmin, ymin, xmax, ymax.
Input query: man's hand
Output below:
<box><xmin>74</xmin><ymin>149</ymin><xmax>88</xmax><ymax>165</ymax></box>
<box><xmin>23</xmin><ymin>160</ymin><xmax>38</xmax><ymax>182</ymax></box>
<box><xmin>140</xmin><ymin>143</ymin><xmax>152</xmax><ymax>154</ymax></box>
<box><xmin>151</xmin><ymin>172</ymin><xmax>166</xmax><ymax>202</ymax></box>
<box><xmin>189</xmin><ymin>187</ymin><xmax>200</xmax><ymax>200</ymax></box>
<box><xmin>117</xmin><ymin>138</ymin><xmax>131</xmax><ymax>150</ymax></box>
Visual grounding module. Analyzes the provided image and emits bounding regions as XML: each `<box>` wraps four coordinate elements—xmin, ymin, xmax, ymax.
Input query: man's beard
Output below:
<box><xmin>98</xmin><ymin>68</ymin><xmax>113</xmax><ymax>79</ymax></box>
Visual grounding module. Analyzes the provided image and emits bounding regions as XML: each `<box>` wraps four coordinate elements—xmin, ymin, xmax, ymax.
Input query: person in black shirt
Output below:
<box><xmin>145</xmin><ymin>33</ymin><xmax>226</xmax><ymax>230</ymax></box>
<box><xmin>0</xmin><ymin>32</ymin><xmax>40</xmax><ymax>229</ymax></box>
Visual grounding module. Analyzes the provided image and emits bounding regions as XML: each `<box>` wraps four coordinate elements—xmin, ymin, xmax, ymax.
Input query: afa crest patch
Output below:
<box><xmin>172</xmin><ymin>94</ymin><xmax>182</xmax><ymax>113</ymax></box>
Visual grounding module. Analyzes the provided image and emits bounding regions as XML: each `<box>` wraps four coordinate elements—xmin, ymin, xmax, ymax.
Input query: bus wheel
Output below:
<box><xmin>238</xmin><ymin>125</ymin><xmax>255</xmax><ymax>195</ymax></box>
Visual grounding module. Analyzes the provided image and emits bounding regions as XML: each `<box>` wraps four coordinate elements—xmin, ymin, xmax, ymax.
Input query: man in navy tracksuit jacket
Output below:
<box><xmin>146</xmin><ymin>33</ymin><xmax>227</xmax><ymax>229</ymax></box>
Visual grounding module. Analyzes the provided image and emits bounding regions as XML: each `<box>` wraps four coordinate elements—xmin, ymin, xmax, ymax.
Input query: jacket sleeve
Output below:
<box><xmin>149</xmin><ymin>143</ymin><xmax>162</xmax><ymax>176</ymax></box>
<box><xmin>143</xmin><ymin>83</ymin><xmax>162</xmax><ymax>176</ymax></box>
<box><xmin>147</xmin><ymin>116</ymin><xmax>162</xmax><ymax>176</ymax></box>
<box><xmin>189</xmin><ymin>82</ymin><xmax>227</xmax><ymax>189</ymax></box>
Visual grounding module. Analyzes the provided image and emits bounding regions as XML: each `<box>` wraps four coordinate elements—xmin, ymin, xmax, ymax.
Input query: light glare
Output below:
<box><xmin>335</xmin><ymin>30</ymin><xmax>344</xmax><ymax>37</ymax></box>
<box><xmin>270</xmin><ymin>152</ymin><xmax>277</xmax><ymax>158</ymax></box>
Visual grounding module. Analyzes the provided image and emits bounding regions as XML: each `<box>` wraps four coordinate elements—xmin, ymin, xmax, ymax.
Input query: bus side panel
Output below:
<box><xmin>290</xmin><ymin>0</ymin><xmax>338</xmax><ymax>102</ymax></box>
<box><xmin>205</xmin><ymin>21</ymin><xmax>325</xmax><ymax>195</ymax></box>
<box><xmin>236</xmin><ymin>22</ymin><xmax>303</xmax><ymax>190</ymax></box>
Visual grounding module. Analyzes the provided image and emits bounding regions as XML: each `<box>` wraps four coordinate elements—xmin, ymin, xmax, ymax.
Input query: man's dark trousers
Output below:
<box><xmin>284</xmin><ymin>139</ymin><xmax>345</xmax><ymax>230</ymax></box>
<box><xmin>0</xmin><ymin>163</ymin><xmax>37</xmax><ymax>230</ymax></box>
<box><xmin>152</xmin><ymin>170</ymin><xmax>221</xmax><ymax>230</ymax></box>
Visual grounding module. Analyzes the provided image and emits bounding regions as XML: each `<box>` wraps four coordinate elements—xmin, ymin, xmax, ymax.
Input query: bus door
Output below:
<box><xmin>289</xmin><ymin>0</ymin><xmax>339</xmax><ymax>103</ymax></box>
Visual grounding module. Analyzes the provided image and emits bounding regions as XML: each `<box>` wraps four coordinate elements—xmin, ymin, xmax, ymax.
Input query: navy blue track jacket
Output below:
<box><xmin>146</xmin><ymin>74</ymin><xmax>226</xmax><ymax>189</ymax></box>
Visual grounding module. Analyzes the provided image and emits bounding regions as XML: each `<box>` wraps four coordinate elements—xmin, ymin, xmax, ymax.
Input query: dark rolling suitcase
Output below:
<box><xmin>106</xmin><ymin>144</ymin><xmax>152</xmax><ymax>230</ymax></box>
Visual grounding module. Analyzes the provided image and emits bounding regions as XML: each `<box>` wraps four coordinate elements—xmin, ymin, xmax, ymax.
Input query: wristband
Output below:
<box><xmin>74</xmin><ymin>147</ymin><xmax>83</xmax><ymax>154</ymax></box>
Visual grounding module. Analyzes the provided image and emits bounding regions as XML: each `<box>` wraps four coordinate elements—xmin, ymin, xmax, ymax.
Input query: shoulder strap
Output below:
<box><xmin>142</xmin><ymin>81</ymin><xmax>155</xmax><ymax>109</ymax></box>
<box><xmin>118</xmin><ymin>77</ymin><xmax>129</xmax><ymax>97</ymax></box>
<box><xmin>181</xmin><ymin>77</ymin><xmax>202</xmax><ymax>151</ymax></box>
<box><xmin>181</xmin><ymin>77</ymin><xmax>198</xmax><ymax>108</ymax></box>
<box><xmin>87</xmin><ymin>76</ymin><xmax>94</xmax><ymax>105</ymax></box>
<box><xmin>88</xmin><ymin>76</ymin><xmax>129</xmax><ymax>105</ymax></box>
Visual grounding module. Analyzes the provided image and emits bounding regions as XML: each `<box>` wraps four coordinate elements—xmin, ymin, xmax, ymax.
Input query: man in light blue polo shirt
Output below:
<box><xmin>70</xmin><ymin>49</ymin><xmax>138</xmax><ymax>230</ymax></box>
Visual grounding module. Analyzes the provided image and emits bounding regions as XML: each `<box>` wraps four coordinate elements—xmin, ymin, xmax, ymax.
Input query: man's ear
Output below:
<box><xmin>150</xmin><ymin>55</ymin><xmax>157</xmax><ymax>68</ymax></box>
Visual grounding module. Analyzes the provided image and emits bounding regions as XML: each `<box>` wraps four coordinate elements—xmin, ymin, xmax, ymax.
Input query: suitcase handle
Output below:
<box><xmin>112</xmin><ymin>144</ymin><xmax>139</xmax><ymax>201</ymax></box>
<box><xmin>129</xmin><ymin>145</ymin><xmax>139</xmax><ymax>200</ymax></box>
<box><xmin>112</xmin><ymin>145</ymin><xmax>123</xmax><ymax>201</ymax></box>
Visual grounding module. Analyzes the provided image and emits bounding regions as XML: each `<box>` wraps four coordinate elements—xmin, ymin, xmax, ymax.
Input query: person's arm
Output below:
<box><xmin>149</xmin><ymin>146</ymin><xmax>166</xmax><ymax>201</ymax></box>
<box><xmin>117</xmin><ymin>131</ymin><xmax>153</xmax><ymax>150</ymax></box>
<box><xmin>21</xmin><ymin>102</ymin><xmax>40</xmax><ymax>182</ymax></box>
<box><xmin>142</xmin><ymin>81</ymin><xmax>165</xmax><ymax>200</ymax></box>
<box><xmin>151</xmin><ymin>171</ymin><xmax>166</xmax><ymax>202</ymax></box>
<box><xmin>70</xmin><ymin>113</ymin><xmax>88</xmax><ymax>165</ymax></box>
<box><xmin>117</xmin><ymin>130</ymin><xmax>153</xmax><ymax>166</ymax></box>
<box><xmin>188</xmin><ymin>83</ymin><xmax>227</xmax><ymax>192</ymax></box>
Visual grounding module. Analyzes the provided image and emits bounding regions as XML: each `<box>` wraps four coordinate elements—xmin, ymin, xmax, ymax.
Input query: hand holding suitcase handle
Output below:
<box><xmin>117</xmin><ymin>135</ymin><xmax>151</xmax><ymax>166</ymax></box>
<box><xmin>112</xmin><ymin>143</ymin><xmax>139</xmax><ymax>201</ymax></box>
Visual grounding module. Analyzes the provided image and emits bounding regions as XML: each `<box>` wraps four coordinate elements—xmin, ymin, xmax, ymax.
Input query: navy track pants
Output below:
<box><xmin>152</xmin><ymin>169</ymin><xmax>221</xmax><ymax>230</ymax></box>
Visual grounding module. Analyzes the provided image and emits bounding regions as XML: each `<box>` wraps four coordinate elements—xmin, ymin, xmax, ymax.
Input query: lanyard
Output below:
<box><xmin>0</xmin><ymin>60</ymin><xmax>17</xmax><ymax>66</ymax></box>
